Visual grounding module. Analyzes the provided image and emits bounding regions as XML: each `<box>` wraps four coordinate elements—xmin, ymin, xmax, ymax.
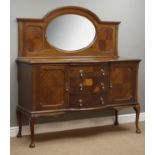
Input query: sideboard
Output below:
<box><xmin>16</xmin><ymin>6</ymin><xmax>141</xmax><ymax>148</ymax></box>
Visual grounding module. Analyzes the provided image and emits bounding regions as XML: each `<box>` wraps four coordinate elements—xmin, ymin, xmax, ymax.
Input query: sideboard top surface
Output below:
<box><xmin>17</xmin><ymin>57</ymin><xmax>141</xmax><ymax>64</ymax></box>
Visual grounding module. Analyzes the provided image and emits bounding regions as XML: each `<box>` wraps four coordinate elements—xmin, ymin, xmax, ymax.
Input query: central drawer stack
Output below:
<box><xmin>69</xmin><ymin>64</ymin><xmax>109</xmax><ymax>108</ymax></box>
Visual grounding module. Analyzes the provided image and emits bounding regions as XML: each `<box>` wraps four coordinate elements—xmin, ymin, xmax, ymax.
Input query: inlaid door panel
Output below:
<box><xmin>35</xmin><ymin>65</ymin><xmax>68</xmax><ymax>110</ymax></box>
<box><xmin>109</xmin><ymin>62</ymin><xmax>138</xmax><ymax>104</ymax></box>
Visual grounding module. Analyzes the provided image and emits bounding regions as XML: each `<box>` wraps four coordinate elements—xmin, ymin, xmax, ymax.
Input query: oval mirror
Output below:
<box><xmin>46</xmin><ymin>14</ymin><xmax>96</xmax><ymax>52</ymax></box>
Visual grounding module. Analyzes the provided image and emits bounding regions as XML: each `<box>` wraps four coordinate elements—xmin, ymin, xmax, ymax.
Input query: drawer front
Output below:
<box><xmin>70</xmin><ymin>94</ymin><xmax>92</xmax><ymax>108</ymax></box>
<box><xmin>70</xmin><ymin>93</ymin><xmax>108</xmax><ymax>108</ymax></box>
<box><xmin>70</xmin><ymin>77</ymin><xmax>109</xmax><ymax>93</ymax></box>
<box><xmin>69</xmin><ymin>64</ymin><xmax>109</xmax><ymax>109</ymax></box>
<box><xmin>91</xmin><ymin>93</ymin><xmax>108</xmax><ymax>107</ymax></box>
<box><xmin>69</xmin><ymin>65</ymin><xmax>109</xmax><ymax>78</ymax></box>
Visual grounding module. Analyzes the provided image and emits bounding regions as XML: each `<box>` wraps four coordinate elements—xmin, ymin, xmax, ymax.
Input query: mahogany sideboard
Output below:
<box><xmin>16</xmin><ymin>6</ymin><xmax>141</xmax><ymax>148</ymax></box>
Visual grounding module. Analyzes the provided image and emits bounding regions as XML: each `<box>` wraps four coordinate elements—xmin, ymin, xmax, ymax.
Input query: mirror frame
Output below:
<box><xmin>17</xmin><ymin>6</ymin><xmax>120</xmax><ymax>59</ymax></box>
<box><xmin>45</xmin><ymin>14</ymin><xmax>97</xmax><ymax>52</ymax></box>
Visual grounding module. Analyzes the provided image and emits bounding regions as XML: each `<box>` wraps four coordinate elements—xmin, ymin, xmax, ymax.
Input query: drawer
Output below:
<box><xmin>69</xmin><ymin>93</ymin><xmax>107</xmax><ymax>108</ymax></box>
<box><xmin>91</xmin><ymin>93</ymin><xmax>108</xmax><ymax>107</ymax></box>
<box><xmin>70</xmin><ymin>77</ymin><xmax>109</xmax><ymax>93</ymax></box>
<box><xmin>69</xmin><ymin>65</ymin><xmax>109</xmax><ymax>78</ymax></box>
<box><xmin>70</xmin><ymin>94</ymin><xmax>92</xmax><ymax>108</ymax></box>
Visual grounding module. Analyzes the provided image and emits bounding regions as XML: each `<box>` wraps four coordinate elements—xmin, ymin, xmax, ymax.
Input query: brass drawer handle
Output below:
<box><xmin>101</xmin><ymin>68</ymin><xmax>105</xmax><ymax>76</ymax></box>
<box><xmin>79</xmin><ymin>69</ymin><xmax>84</xmax><ymax>77</ymax></box>
<box><xmin>100</xmin><ymin>97</ymin><xmax>104</xmax><ymax>105</ymax></box>
<box><xmin>79</xmin><ymin>83</ymin><xmax>83</xmax><ymax>91</ymax></box>
<box><xmin>100</xmin><ymin>82</ymin><xmax>105</xmax><ymax>90</ymax></box>
<box><xmin>109</xmin><ymin>81</ymin><xmax>113</xmax><ymax>88</ymax></box>
<box><xmin>78</xmin><ymin>99</ymin><xmax>83</xmax><ymax>107</ymax></box>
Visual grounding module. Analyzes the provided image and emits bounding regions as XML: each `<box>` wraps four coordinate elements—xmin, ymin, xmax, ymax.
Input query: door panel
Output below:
<box><xmin>109</xmin><ymin>62</ymin><xmax>138</xmax><ymax>104</ymax></box>
<box><xmin>35</xmin><ymin>65</ymin><xmax>68</xmax><ymax>110</ymax></box>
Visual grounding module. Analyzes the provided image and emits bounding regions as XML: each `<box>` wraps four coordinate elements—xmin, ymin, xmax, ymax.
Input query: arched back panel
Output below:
<box><xmin>17</xmin><ymin>6</ymin><xmax>120</xmax><ymax>59</ymax></box>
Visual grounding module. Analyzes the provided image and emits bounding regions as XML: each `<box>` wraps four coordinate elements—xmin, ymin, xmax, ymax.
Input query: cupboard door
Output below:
<box><xmin>109</xmin><ymin>62</ymin><xmax>138</xmax><ymax>104</ymax></box>
<box><xmin>35</xmin><ymin>65</ymin><xmax>68</xmax><ymax>110</ymax></box>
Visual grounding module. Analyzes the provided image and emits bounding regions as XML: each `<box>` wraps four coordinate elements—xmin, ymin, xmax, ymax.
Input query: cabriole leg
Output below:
<box><xmin>29</xmin><ymin>117</ymin><xmax>35</xmax><ymax>148</ymax></box>
<box><xmin>133</xmin><ymin>104</ymin><xmax>141</xmax><ymax>134</ymax></box>
<box><xmin>16</xmin><ymin>109</ymin><xmax>22</xmax><ymax>138</ymax></box>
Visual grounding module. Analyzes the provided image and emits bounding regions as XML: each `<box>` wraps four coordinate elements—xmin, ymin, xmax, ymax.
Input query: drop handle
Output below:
<box><xmin>100</xmin><ymin>97</ymin><xmax>104</xmax><ymax>105</ymax></box>
<box><xmin>79</xmin><ymin>69</ymin><xmax>84</xmax><ymax>77</ymax></box>
<box><xmin>78</xmin><ymin>99</ymin><xmax>83</xmax><ymax>107</ymax></box>
<box><xmin>79</xmin><ymin>83</ymin><xmax>83</xmax><ymax>91</ymax></box>
<box><xmin>100</xmin><ymin>82</ymin><xmax>105</xmax><ymax>90</ymax></box>
<box><xmin>101</xmin><ymin>68</ymin><xmax>105</xmax><ymax>76</ymax></box>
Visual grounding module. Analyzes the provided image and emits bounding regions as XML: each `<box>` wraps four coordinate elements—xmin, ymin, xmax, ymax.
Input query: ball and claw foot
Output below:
<box><xmin>29</xmin><ymin>143</ymin><xmax>35</xmax><ymax>148</ymax></box>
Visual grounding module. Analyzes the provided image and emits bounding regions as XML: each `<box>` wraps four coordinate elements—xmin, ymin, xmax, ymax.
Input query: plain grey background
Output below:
<box><xmin>10</xmin><ymin>0</ymin><xmax>145</xmax><ymax>127</ymax></box>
